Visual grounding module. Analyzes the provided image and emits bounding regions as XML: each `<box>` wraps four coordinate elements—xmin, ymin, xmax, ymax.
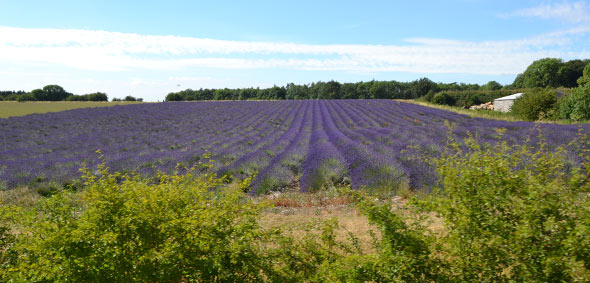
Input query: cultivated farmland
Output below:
<box><xmin>1</xmin><ymin>100</ymin><xmax>588</xmax><ymax>192</ymax></box>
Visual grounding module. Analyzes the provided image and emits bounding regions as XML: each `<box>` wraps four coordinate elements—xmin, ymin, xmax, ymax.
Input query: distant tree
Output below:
<box><xmin>86</xmin><ymin>92</ymin><xmax>108</xmax><ymax>101</ymax></box>
<box><xmin>267</xmin><ymin>86</ymin><xmax>286</xmax><ymax>100</ymax></box>
<box><xmin>482</xmin><ymin>81</ymin><xmax>502</xmax><ymax>91</ymax></box>
<box><xmin>166</xmin><ymin>92</ymin><xmax>183</xmax><ymax>101</ymax></box>
<box><xmin>557</xmin><ymin>59</ymin><xmax>588</xmax><ymax>88</ymax></box>
<box><xmin>42</xmin><ymin>85</ymin><xmax>71</xmax><ymax>101</ymax></box>
<box><xmin>124</xmin><ymin>96</ymin><xmax>143</xmax><ymax>102</ymax></box>
<box><xmin>369</xmin><ymin>81</ymin><xmax>388</xmax><ymax>99</ymax></box>
<box><xmin>356</xmin><ymin>81</ymin><xmax>372</xmax><ymax>99</ymax></box>
<box><xmin>214</xmin><ymin>89</ymin><xmax>234</xmax><ymax>100</ymax></box>
<box><xmin>286</xmin><ymin>83</ymin><xmax>308</xmax><ymax>100</ymax></box>
<box><xmin>577</xmin><ymin>63</ymin><xmax>590</xmax><ymax>87</ymax></box>
<box><xmin>517</xmin><ymin>58</ymin><xmax>563</xmax><ymax>88</ymax></box>
<box><xmin>238</xmin><ymin>88</ymin><xmax>258</xmax><ymax>100</ymax></box>
<box><xmin>560</xmin><ymin>64</ymin><xmax>590</xmax><ymax>121</ymax></box>
<box><xmin>308</xmin><ymin>82</ymin><xmax>324</xmax><ymax>99</ymax></box>
<box><xmin>412</xmin><ymin>78</ymin><xmax>438</xmax><ymax>99</ymax></box>
<box><xmin>31</xmin><ymin>89</ymin><xmax>47</xmax><ymax>101</ymax></box>
<box><xmin>511</xmin><ymin>73</ymin><xmax>525</xmax><ymax>89</ymax></box>
<box><xmin>16</xmin><ymin>93</ymin><xmax>36</xmax><ymax>102</ymax></box>
<box><xmin>322</xmin><ymin>81</ymin><xmax>341</xmax><ymax>99</ymax></box>
<box><xmin>340</xmin><ymin>83</ymin><xmax>358</xmax><ymax>99</ymax></box>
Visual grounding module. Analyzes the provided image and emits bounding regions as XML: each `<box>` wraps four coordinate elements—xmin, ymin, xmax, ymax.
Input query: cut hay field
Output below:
<box><xmin>0</xmin><ymin>101</ymin><xmax>142</xmax><ymax>118</ymax></box>
<box><xmin>1</xmin><ymin>100</ymin><xmax>588</xmax><ymax>192</ymax></box>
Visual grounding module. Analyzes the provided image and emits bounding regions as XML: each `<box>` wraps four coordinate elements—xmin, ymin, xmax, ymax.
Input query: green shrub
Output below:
<box><xmin>15</xmin><ymin>93</ymin><xmax>36</xmax><ymax>102</ymax></box>
<box><xmin>0</xmin><ymin>159</ymin><xmax>276</xmax><ymax>282</ymax></box>
<box><xmin>432</xmin><ymin>92</ymin><xmax>456</xmax><ymax>106</ymax></box>
<box><xmin>317</xmin><ymin>192</ymin><xmax>447</xmax><ymax>282</ymax></box>
<box><xmin>560</xmin><ymin>64</ymin><xmax>590</xmax><ymax>121</ymax></box>
<box><xmin>559</xmin><ymin>86</ymin><xmax>590</xmax><ymax>121</ymax></box>
<box><xmin>419</xmin><ymin>130</ymin><xmax>590</xmax><ymax>281</ymax></box>
<box><xmin>511</xmin><ymin>88</ymin><xmax>558</xmax><ymax>120</ymax></box>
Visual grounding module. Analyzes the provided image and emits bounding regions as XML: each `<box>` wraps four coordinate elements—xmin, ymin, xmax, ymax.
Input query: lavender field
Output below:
<box><xmin>1</xmin><ymin>100</ymin><xmax>588</xmax><ymax>193</ymax></box>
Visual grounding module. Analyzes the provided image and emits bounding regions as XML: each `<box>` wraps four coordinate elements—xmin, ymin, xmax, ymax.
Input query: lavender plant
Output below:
<box><xmin>1</xmin><ymin>100</ymin><xmax>588</xmax><ymax>193</ymax></box>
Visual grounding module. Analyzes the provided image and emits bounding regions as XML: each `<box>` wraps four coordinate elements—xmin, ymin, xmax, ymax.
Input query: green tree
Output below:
<box><xmin>557</xmin><ymin>59</ymin><xmax>588</xmax><ymax>88</ymax></box>
<box><xmin>30</xmin><ymin>88</ymin><xmax>47</xmax><ymax>101</ymax></box>
<box><xmin>482</xmin><ymin>81</ymin><xmax>502</xmax><ymax>91</ymax></box>
<box><xmin>369</xmin><ymin>81</ymin><xmax>388</xmax><ymax>99</ymax></box>
<box><xmin>15</xmin><ymin>93</ymin><xmax>36</xmax><ymax>102</ymax></box>
<box><xmin>322</xmin><ymin>80</ymin><xmax>341</xmax><ymax>99</ymax></box>
<box><xmin>165</xmin><ymin>92</ymin><xmax>183</xmax><ymax>101</ymax></box>
<box><xmin>286</xmin><ymin>83</ymin><xmax>309</xmax><ymax>100</ymax></box>
<box><xmin>42</xmin><ymin>85</ymin><xmax>71</xmax><ymax>101</ymax></box>
<box><xmin>268</xmin><ymin>85</ymin><xmax>286</xmax><ymax>100</ymax></box>
<box><xmin>86</xmin><ymin>92</ymin><xmax>108</xmax><ymax>101</ymax></box>
<box><xmin>511</xmin><ymin>73</ymin><xmax>525</xmax><ymax>89</ymax></box>
<box><xmin>411</xmin><ymin>78</ymin><xmax>438</xmax><ymax>99</ymax></box>
<box><xmin>577</xmin><ymin>63</ymin><xmax>590</xmax><ymax>87</ymax></box>
<box><xmin>518</xmin><ymin>58</ymin><xmax>563</xmax><ymax>88</ymax></box>
<box><xmin>355</xmin><ymin>81</ymin><xmax>373</xmax><ymax>99</ymax></box>
<box><xmin>124</xmin><ymin>95</ymin><xmax>143</xmax><ymax>102</ymax></box>
<box><xmin>340</xmin><ymin>83</ymin><xmax>358</xmax><ymax>99</ymax></box>
<box><xmin>560</xmin><ymin>64</ymin><xmax>590</xmax><ymax>121</ymax></box>
<box><xmin>214</xmin><ymin>89</ymin><xmax>234</xmax><ymax>100</ymax></box>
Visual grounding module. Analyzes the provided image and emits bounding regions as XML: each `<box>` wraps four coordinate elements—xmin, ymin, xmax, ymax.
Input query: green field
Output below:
<box><xmin>0</xmin><ymin>101</ymin><xmax>141</xmax><ymax>118</ymax></box>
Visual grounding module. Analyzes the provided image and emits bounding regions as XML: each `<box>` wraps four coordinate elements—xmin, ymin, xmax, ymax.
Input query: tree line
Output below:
<box><xmin>512</xmin><ymin>58</ymin><xmax>590</xmax><ymax>88</ymax></box>
<box><xmin>0</xmin><ymin>85</ymin><xmax>108</xmax><ymax>102</ymax></box>
<box><xmin>0</xmin><ymin>85</ymin><xmax>144</xmax><ymax>102</ymax></box>
<box><xmin>165</xmin><ymin>78</ymin><xmax>493</xmax><ymax>101</ymax></box>
<box><xmin>165</xmin><ymin>58</ymin><xmax>588</xmax><ymax>102</ymax></box>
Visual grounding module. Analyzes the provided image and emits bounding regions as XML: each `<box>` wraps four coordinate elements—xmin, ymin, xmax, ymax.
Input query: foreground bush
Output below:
<box><xmin>420</xmin><ymin>130</ymin><xmax>590</xmax><ymax>281</ymax></box>
<box><xmin>0</xmin><ymin>158</ymin><xmax>274</xmax><ymax>282</ymax></box>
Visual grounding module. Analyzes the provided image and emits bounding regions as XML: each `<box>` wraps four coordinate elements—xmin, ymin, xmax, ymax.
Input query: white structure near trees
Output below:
<box><xmin>493</xmin><ymin>93</ymin><xmax>523</xmax><ymax>112</ymax></box>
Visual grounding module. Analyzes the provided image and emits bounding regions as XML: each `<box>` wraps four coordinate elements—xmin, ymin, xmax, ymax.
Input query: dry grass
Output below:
<box><xmin>261</xmin><ymin>203</ymin><xmax>379</xmax><ymax>252</ymax></box>
<box><xmin>0</xmin><ymin>101</ymin><xmax>142</xmax><ymax>118</ymax></box>
<box><xmin>0</xmin><ymin>186</ymin><xmax>42</xmax><ymax>207</ymax></box>
<box><xmin>398</xmin><ymin>99</ymin><xmax>523</xmax><ymax>122</ymax></box>
<box><xmin>399</xmin><ymin>99</ymin><xmax>590</xmax><ymax>124</ymax></box>
<box><xmin>259</xmin><ymin>189</ymin><xmax>444</xmax><ymax>254</ymax></box>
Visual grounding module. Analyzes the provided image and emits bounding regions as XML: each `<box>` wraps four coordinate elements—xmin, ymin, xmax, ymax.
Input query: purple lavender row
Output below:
<box><xmin>0</xmin><ymin>102</ymin><xmax>288</xmax><ymax>188</ymax></box>
<box><xmin>215</xmin><ymin>101</ymin><xmax>305</xmax><ymax>177</ymax></box>
<box><xmin>330</xmin><ymin>100</ymin><xmax>444</xmax><ymax>188</ymax></box>
<box><xmin>201</xmin><ymin>101</ymin><xmax>297</xmax><ymax>167</ymax></box>
<box><xmin>321</xmin><ymin>100</ymin><xmax>405</xmax><ymax>189</ymax></box>
<box><xmin>250</xmin><ymin>100</ymin><xmax>314</xmax><ymax>193</ymax></box>
<box><xmin>1</xmin><ymin>100</ymin><xmax>589</xmax><ymax>190</ymax></box>
<box><xmin>299</xmin><ymin>101</ymin><xmax>348</xmax><ymax>192</ymax></box>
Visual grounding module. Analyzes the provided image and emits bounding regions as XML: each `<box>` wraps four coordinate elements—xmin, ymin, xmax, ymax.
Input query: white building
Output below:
<box><xmin>493</xmin><ymin>93</ymin><xmax>523</xmax><ymax>112</ymax></box>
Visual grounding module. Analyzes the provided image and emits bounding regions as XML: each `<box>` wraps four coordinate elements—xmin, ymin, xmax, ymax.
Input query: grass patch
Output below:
<box><xmin>0</xmin><ymin>101</ymin><xmax>142</xmax><ymax>118</ymax></box>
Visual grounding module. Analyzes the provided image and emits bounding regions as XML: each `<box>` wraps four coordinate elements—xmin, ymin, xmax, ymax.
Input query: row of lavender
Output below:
<box><xmin>1</xmin><ymin>100</ymin><xmax>588</xmax><ymax>192</ymax></box>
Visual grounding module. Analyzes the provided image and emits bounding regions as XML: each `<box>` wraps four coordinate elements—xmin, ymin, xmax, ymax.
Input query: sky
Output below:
<box><xmin>1</xmin><ymin>0</ymin><xmax>590</xmax><ymax>101</ymax></box>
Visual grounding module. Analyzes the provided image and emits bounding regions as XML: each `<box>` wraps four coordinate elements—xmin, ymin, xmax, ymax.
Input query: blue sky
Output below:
<box><xmin>1</xmin><ymin>0</ymin><xmax>590</xmax><ymax>101</ymax></box>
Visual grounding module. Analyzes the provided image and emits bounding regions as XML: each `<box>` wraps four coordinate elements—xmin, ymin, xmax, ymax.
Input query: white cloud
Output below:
<box><xmin>500</xmin><ymin>1</ymin><xmax>590</xmax><ymax>23</ymax></box>
<box><xmin>0</xmin><ymin>25</ymin><xmax>588</xmax><ymax>77</ymax></box>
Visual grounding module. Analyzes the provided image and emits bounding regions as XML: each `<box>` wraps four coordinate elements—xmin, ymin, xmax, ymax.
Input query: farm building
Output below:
<box><xmin>493</xmin><ymin>93</ymin><xmax>523</xmax><ymax>112</ymax></box>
